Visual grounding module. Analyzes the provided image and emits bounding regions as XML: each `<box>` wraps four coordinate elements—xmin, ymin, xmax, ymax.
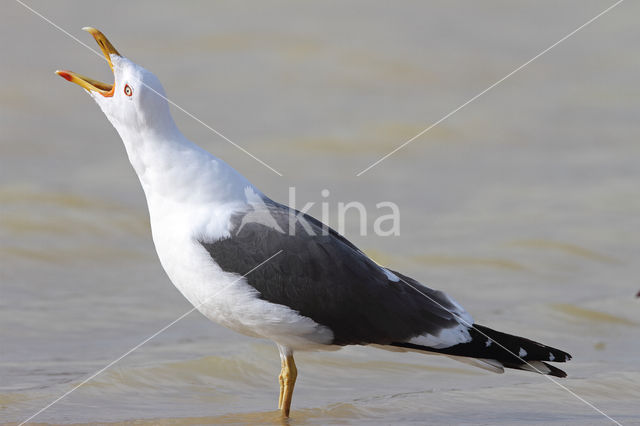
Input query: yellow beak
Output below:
<box><xmin>56</xmin><ymin>27</ymin><xmax>121</xmax><ymax>97</ymax></box>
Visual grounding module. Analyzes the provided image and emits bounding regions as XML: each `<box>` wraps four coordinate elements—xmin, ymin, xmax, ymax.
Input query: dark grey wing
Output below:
<box><xmin>200</xmin><ymin>198</ymin><xmax>464</xmax><ymax>346</ymax></box>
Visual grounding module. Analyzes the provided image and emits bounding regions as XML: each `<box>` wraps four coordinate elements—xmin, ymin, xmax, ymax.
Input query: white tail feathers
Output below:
<box><xmin>447</xmin><ymin>356</ymin><xmax>505</xmax><ymax>374</ymax></box>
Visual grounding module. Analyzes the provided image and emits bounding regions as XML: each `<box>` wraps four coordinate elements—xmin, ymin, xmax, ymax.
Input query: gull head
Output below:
<box><xmin>56</xmin><ymin>27</ymin><xmax>173</xmax><ymax>135</ymax></box>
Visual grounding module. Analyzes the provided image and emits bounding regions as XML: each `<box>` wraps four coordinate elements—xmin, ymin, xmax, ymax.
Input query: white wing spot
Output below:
<box><xmin>382</xmin><ymin>268</ymin><xmax>400</xmax><ymax>282</ymax></box>
<box><xmin>485</xmin><ymin>339</ymin><xmax>492</xmax><ymax>347</ymax></box>
<box><xmin>519</xmin><ymin>347</ymin><xmax>527</xmax><ymax>357</ymax></box>
<box><xmin>549</xmin><ymin>352</ymin><xmax>555</xmax><ymax>361</ymax></box>
<box><xmin>408</xmin><ymin>325</ymin><xmax>472</xmax><ymax>349</ymax></box>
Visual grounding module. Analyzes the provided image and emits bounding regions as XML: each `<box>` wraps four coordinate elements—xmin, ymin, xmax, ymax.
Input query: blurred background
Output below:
<box><xmin>1</xmin><ymin>1</ymin><xmax>639</xmax><ymax>424</ymax></box>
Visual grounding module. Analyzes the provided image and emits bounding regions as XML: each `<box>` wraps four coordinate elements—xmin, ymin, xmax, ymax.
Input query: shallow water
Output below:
<box><xmin>2</xmin><ymin>1</ymin><xmax>639</xmax><ymax>424</ymax></box>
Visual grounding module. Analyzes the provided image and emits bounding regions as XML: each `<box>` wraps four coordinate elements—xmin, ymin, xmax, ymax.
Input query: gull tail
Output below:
<box><xmin>392</xmin><ymin>324</ymin><xmax>572</xmax><ymax>378</ymax></box>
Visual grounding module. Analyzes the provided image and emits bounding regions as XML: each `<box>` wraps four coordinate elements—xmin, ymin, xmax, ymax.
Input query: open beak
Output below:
<box><xmin>56</xmin><ymin>27</ymin><xmax>120</xmax><ymax>97</ymax></box>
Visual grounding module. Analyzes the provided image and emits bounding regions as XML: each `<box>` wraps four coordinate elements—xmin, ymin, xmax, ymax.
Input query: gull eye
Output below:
<box><xmin>123</xmin><ymin>84</ymin><xmax>133</xmax><ymax>97</ymax></box>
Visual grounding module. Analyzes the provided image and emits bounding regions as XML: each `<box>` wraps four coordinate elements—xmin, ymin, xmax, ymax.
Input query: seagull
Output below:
<box><xmin>57</xmin><ymin>28</ymin><xmax>572</xmax><ymax>417</ymax></box>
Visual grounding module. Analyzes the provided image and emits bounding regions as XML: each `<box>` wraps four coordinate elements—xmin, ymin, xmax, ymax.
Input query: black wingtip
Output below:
<box><xmin>544</xmin><ymin>362</ymin><xmax>568</xmax><ymax>378</ymax></box>
<box><xmin>550</xmin><ymin>348</ymin><xmax>572</xmax><ymax>363</ymax></box>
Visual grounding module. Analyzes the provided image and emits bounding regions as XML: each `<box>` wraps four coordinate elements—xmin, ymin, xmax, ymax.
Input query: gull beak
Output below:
<box><xmin>56</xmin><ymin>27</ymin><xmax>121</xmax><ymax>97</ymax></box>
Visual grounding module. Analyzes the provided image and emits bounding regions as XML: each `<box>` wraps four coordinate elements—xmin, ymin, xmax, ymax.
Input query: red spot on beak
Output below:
<box><xmin>56</xmin><ymin>70</ymin><xmax>72</xmax><ymax>81</ymax></box>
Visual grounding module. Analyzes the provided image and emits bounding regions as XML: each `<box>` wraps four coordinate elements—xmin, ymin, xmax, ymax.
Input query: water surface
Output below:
<box><xmin>2</xmin><ymin>1</ymin><xmax>639</xmax><ymax>424</ymax></box>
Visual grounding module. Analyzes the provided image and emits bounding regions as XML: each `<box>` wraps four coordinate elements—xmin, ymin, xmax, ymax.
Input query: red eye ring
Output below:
<box><xmin>124</xmin><ymin>84</ymin><xmax>133</xmax><ymax>97</ymax></box>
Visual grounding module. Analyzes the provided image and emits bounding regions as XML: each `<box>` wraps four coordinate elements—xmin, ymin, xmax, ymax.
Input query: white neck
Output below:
<box><xmin>112</xmin><ymin>117</ymin><xmax>256</xmax><ymax>211</ymax></box>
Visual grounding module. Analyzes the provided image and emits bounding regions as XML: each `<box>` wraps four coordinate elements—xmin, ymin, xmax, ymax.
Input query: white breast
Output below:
<box><xmin>141</xmin><ymin>153</ymin><xmax>333</xmax><ymax>350</ymax></box>
<box><xmin>150</xmin><ymin>209</ymin><xmax>333</xmax><ymax>349</ymax></box>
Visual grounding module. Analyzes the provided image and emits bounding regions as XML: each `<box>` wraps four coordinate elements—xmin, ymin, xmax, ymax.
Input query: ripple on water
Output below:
<box><xmin>0</xmin><ymin>184</ymin><xmax>151</xmax><ymax>264</ymax></box>
<box><xmin>411</xmin><ymin>254</ymin><xmax>527</xmax><ymax>271</ymax></box>
<box><xmin>274</xmin><ymin>122</ymin><xmax>456</xmax><ymax>155</ymax></box>
<box><xmin>550</xmin><ymin>304</ymin><xmax>637</xmax><ymax>326</ymax></box>
<box><xmin>510</xmin><ymin>239</ymin><xmax>620</xmax><ymax>264</ymax></box>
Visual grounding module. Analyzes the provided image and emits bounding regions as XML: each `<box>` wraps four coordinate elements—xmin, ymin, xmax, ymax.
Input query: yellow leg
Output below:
<box><xmin>279</xmin><ymin>354</ymin><xmax>297</xmax><ymax>417</ymax></box>
<box><xmin>277</xmin><ymin>359</ymin><xmax>285</xmax><ymax>409</ymax></box>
